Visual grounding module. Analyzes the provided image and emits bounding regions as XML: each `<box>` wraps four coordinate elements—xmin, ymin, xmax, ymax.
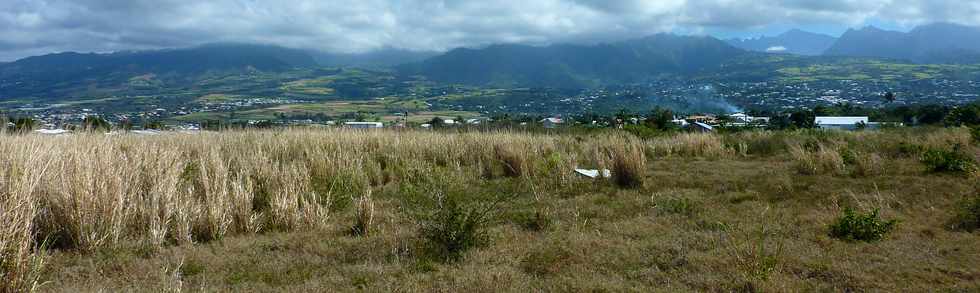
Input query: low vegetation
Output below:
<box><xmin>952</xmin><ymin>195</ymin><xmax>980</xmax><ymax>232</ymax></box>
<box><xmin>828</xmin><ymin>208</ymin><xmax>899</xmax><ymax>242</ymax></box>
<box><xmin>0</xmin><ymin>127</ymin><xmax>978</xmax><ymax>291</ymax></box>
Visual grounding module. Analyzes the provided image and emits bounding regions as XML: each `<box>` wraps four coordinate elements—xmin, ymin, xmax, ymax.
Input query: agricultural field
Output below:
<box><xmin>1</xmin><ymin>128</ymin><xmax>979</xmax><ymax>292</ymax></box>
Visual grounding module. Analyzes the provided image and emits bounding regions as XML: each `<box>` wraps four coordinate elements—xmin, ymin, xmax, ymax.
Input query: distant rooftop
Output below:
<box><xmin>815</xmin><ymin>116</ymin><xmax>869</xmax><ymax>125</ymax></box>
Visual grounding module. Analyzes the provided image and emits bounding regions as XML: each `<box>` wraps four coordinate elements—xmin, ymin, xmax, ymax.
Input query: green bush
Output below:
<box><xmin>655</xmin><ymin>197</ymin><xmax>700</xmax><ymax>217</ymax></box>
<box><xmin>921</xmin><ymin>145</ymin><xmax>978</xmax><ymax>174</ymax></box>
<box><xmin>829</xmin><ymin>208</ymin><xmax>898</xmax><ymax>242</ymax></box>
<box><xmin>419</xmin><ymin>195</ymin><xmax>493</xmax><ymax>262</ymax></box>
<box><xmin>971</xmin><ymin>127</ymin><xmax>980</xmax><ymax>145</ymax></box>
<box><xmin>512</xmin><ymin>210</ymin><xmax>551</xmax><ymax>232</ymax></box>
<box><xmin>951</xmin><ymin>195</ymin><xmax>980</xmax><ymax>232</ymax></box>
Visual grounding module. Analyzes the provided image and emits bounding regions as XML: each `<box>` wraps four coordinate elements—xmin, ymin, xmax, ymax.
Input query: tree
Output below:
<box><xmin>644</xmin><ymin>106</ymin><xmax>675</xmax><ymax>130</ymax></box>
<box><xmin>883</xmin><ymin>92</ymin><xmax>897</xmax><ymax>103</ymax></box>
<box><xmin>82</xmin><ymin>116</ymin><xmax>111</xmax><ymax>132</ymax></box>
<box><xmin>428</xmin><ymin>116</ymin><xmax>445</xmax><ymax>128</ymax></box>
<box><xmin>944</xmin><ymin>104</ymin><xmax>980</xmax><ymax>127</ymax></box>
<box><xmin>789</xmin><ymin>110</ymin><xmax>816</xmax><ymax>129</ymax></box>
<box><xmin>144</xmin><ymin>120</ymin><xmax>165</xmax><ymax>130</ymax></box>
<box><xmin>118</xmin><ymin>119</ymin><xmax>134</xmax><ymax>131</ymax></box>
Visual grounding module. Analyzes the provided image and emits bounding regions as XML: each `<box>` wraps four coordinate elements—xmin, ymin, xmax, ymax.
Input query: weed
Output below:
<box><xmin>522</xmin><ymin>243</ymin><xmax>573</xmax><ymax>276</ymax></box>
<box><xmin>610</xmin><ymin>143</ymin><xmax>646</xmax><ymax>188</ymax></box>
<box><xmin>418</xmin><ymin>194</ymin><xmax>494</xmax><ymax>262</ymax></box>
<box><xmin>921</xmin><ymin>145</ymin><xmax>978</xmax><ymax>174</ymax></box>
<box><xmin>829</xmin><ymin>208</ymin><xmax>898</xmax><ymax>242</ymax></box>
<box><xmin>349</xmin><ymin>191</ymin><xmax>375</xmax><ymax>237</ymax></box>
<box><xmin>655</xmin><ymin>197</ymin><xmax>700</xmax><ymax>217</ymax></box>
<box><xmin>950</xmin><ymin>195</ymin><xmax>980</xmax><ymax>232</ymax></box>
<box><xmin>512</xmin><ymin>210</ymin><xmax>552</xmax><ymax>232</ymax></box>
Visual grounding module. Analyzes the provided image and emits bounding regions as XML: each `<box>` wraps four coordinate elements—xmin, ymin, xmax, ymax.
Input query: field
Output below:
<box><xmin>1</xmin><ymin>128</ymin><xmax>979</xmax><ymax>292</ymax></box>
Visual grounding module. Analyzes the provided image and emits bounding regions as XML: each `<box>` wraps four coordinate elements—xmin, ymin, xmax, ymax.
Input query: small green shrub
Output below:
<box><xmin>921</xmin><ymin>145</ymin><xmax>978</xmax><ymax>174</ymax></box>
<box><xmin>951</xmin><ymin>195</ymin><xmax>980</xmax><ymax>232</ymax></box>
<box><xmin>896</xmin><ymin>142</ymin><xmax>926</xmax><ymax>158</ymax></box>
<box><xmin>512</xmin><ymin>210</ymin><xmax>551</xmax><ymax>232</ymax></box>
<box><xmin>829</xmin><ymin>208</ymin><xmax>898</xmax><ymax>242</ymax></box>
<box><xmin>971</xmin><ymin>127</ymin><xmax>980</xmax><ymax>145</ymax></box>
<box><xmin>521</xmin><ymin>244</ymin><xmax>573</xmax><ymax>276</ymax></box>
<box><xmin>655</xmin><ymin>197</ymin><xmax>700</xmax><ymax>217</ymax></box>
<box><xmin>419</xmin><ymin>195</ymin><xmax>493</xmax><ymax>262</ymax></box>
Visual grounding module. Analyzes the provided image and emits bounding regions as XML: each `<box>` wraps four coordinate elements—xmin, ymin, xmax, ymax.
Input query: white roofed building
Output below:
<box><xmin>815</xmin><ymin>116</ymin><xmax>875</xmax><ymax>130</ymax></box>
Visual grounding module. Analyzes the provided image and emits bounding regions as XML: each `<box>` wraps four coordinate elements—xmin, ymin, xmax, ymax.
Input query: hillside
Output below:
<box><xmin>400</xmin><ymin>34</ymin><xmax>747</xmax><ymax>88</ymax></box>
<box><xmin>727</xmin><ymin>29</ymin><xmax>837</xmax><ymax>56</ymax></box>
<box><xmin>0</xmin><ymin>43</ymin><xmax>318</xmax><ymax>99</ymax></box>
<box><xmin>825</xmin><ymin>23</ymin><xmax>980</xmax><ymax>63</ymax></box>
<box><xmin>312</xmin><ymin>48</ymin><xmax>440</xmax><ymax>68</ymax></box>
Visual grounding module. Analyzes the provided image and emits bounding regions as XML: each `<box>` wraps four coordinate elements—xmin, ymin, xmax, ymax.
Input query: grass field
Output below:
<box><xmin>171</xmin><ymin>100</ymin><xmax>482</xmax><ymax>123</ymax></box>
<box><xmin>1</xmin><ymin>128</ymin><xmax>978</xmax><ymax>292</ymax></box>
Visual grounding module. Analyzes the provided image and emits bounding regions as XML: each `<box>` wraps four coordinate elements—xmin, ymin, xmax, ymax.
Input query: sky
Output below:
<box><xmin>2</xmin><ymin>0</ymin><xmax>980</xmax><ymax>61</ymax></box>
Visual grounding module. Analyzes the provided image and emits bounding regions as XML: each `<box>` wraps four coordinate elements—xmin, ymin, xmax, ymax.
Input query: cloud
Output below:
<box><xmin>766</xmin><ymin>46</ymin><xmax>788</xmax><ymax>52</ymax></box>
<box><xmin>1</xmin><ymin>0</ymin><xmax>979</xmax><ymax>61</ymax></box>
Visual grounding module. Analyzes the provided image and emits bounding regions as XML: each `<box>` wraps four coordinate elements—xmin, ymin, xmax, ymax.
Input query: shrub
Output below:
<box><xmin>522</xmin><ymin>243</ymin><xmax>573</xmax><ymax>276</ymax></box>
<box><xmin>851</xmin><ymin>152</ymin><xmax>885</xmax><ymax>177</ymax></box>
<box><xmin>349</xmin><ymin>191</ymin><xmax>375</xmax><ymax>237</ymax></box>
<box><xmin>494</xmin><ymin>144</ymin><xmax>528</xmax><ymax>178</ymax></box>
<box><xmin>512</xmin><ymin>210</ymin><xmax>551</xmax><ymax>232</ymax></box>
<box><xmin>655</xmin><ymin>197</ymin><xmax>700</xmax><ymax>217</ymax></box>
<box><xmin>790</xmin><ymin>143</ymin><xmax>845</xmax><ymax>176</ymax></box>
<box><xmin>610</xmin><ymin>144</ymin><xmax>646</xmax><ymax>188</ymax></box>
<box><xmin>971</xmin><ymin>127</ymin><xmax>980</xmax><ymax>145</ymax></box>
<box><xmin>921</xmin><ymin>145</ymin><xmax>978</xmax><ymax>174</ymax></box>
<box><xmin>896</xmin><ymin>142</ymin><xmax>926</xmax><ymax>158</ymax></box>
<box><xmin>951</xmin><ymin>195</ymin><xmax>980</xmax><ymax>232</ymax></box>
<box><xmin>419</xmin><ymin>195</ymin><xmax>493</xmax><ymax>262</ymax></box>
<box><xmin>829</xmin><ymin>208</ymin><xmax>898</xmax><ymax>242</ymax></box>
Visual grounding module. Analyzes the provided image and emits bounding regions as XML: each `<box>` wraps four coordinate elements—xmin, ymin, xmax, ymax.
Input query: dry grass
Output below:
<box><xmin>609</xmin><ymin>138</ymin><xmax>646</xmax><ymax>188</ymax></box>
<box><xmin>0</xmin><ymin>127</ymin><xmax>978</xmax><ymax>292</ymax></box>
<box><xmin>790</xmin><ymin>142</ymin><xmax>846</xmax><ymax>175</ymax></box>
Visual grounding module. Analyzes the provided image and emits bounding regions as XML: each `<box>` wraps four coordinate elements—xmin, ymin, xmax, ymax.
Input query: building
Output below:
<box><xmin>344</xmin><ymin>122</ymin><xmax>384</xmax><ymax>129</ymax></box>
<box><xmin>691</xmin><ymin>121</ymin><xmax>714</xmax><ymax>133</ymax></box>
<box><xmin>541</xmin><ymin>118</ymin><xmax>564</xmax><ymax>129</ymax></box>
<box><xmin>35</xmin><ymin>129</ymin><xmax>71</xmax><ymax>135</ymax></box>
<box><xmin>815</xmin><ymin>116</ymin><xmax>875</xmax><ymax>130</ymax></box>
<box><xmin>728</xmin><ymin>113</ymin><xmax>770</xmax><ymax>126</ymax></box>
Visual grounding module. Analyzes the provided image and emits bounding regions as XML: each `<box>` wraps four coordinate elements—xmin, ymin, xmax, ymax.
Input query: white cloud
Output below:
<box><xmin>766</xmin><ymin>46</ymin><xmax>788</xmax><ymax>52</ymax></box>
<box><xmin>0</xmin><ymin>0</ymin><xmax>979</xmax><ymax>61</ymax></box>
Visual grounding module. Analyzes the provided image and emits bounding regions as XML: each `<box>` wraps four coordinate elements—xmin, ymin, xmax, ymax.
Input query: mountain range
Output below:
<box><xmin>3</xmin><ymin>22</ymin><xmax>980</xmax><ymax>99</ymax></box>
<box><xmin>825</xmin><ymin>23</ymin><xmax>980</xmax><ymax>63</ymax></box>
<box><xmin>726</xmin><ymin>29</ymin><xmax>837</xmax><ymax>56</ymax></box>
<box><xmin>400</xmin><ymin>34</ymin><xmax>747</xmax><ymax>88</ymax></box>
<box><xmin>312</xmin><ymin>48</ymin><xmax>439</xmax><ymax>68</ymax></box>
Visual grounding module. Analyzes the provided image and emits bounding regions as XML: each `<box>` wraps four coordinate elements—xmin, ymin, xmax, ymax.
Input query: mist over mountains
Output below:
<box><xmin>726</xmin><ymin>29</ymin><xmax>837</xmax><ymax>56</ymax></box>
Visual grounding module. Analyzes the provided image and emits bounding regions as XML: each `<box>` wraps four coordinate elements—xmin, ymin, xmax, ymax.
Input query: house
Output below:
<box><xmin>691</xmin><ymin>122</ymin><xmax>714</xmax><ymax>133</ymax></box>
<box><xmin>541</xmin><ymin>118</ymin><xmax>564</xmax><ymax>129</ymax></box>
<box><xmin>35</xmin><ymin>129</ymin><xmax>71</xmax><ymax>135</ymax></box>
<box><xmin>344</xmin><ymin>122</ymin><xmax>384</xmax><ymax>129</ymax></box>
<box><xmin>815</xmin><ymin>116</ymin><xmax>876</xmax><ymax>130</ymax></box>
<box><xmin>729</xmin><ymin>113</ymin><xmax>752</xmax><ymax>123</ymax></box>
<box><xmin>728</xmin><ymin>113</ymin><xmax>770</xmax><ymax>126</ymax></box>
<box><xmin>466</xmin><ymin>118</ymin><xmax>488</xmax><ymax>125</ymax></box>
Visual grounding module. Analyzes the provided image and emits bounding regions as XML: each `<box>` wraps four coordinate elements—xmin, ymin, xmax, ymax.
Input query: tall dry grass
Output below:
<box><xmin>0</xmin><ymin>126</ymin><xmax>974</xmax><ymax>289</ymax></box>
<box><xmin>1</xmin><ymin>141</ymin><xmax>52</xmax><ymax>293</ymax></box>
